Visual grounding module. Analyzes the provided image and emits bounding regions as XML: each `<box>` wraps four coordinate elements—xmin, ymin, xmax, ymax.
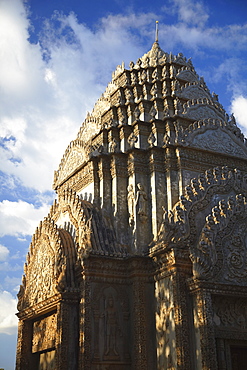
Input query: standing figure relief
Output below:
<box><xmin>101</xmin><ymin>295</ymin><xmax>121</xmax><ymax>357</ymax></box>
<box><xmin>127</xmin><ymin>183</ymin><xmax>148</xmax><ymax>224</ymax></box>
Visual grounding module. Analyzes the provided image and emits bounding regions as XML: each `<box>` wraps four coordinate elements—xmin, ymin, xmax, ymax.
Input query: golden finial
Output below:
<box><xmin>155</xmin><ymin>21</ymin><xmax>159</xmax><ymax>42</ymax></box>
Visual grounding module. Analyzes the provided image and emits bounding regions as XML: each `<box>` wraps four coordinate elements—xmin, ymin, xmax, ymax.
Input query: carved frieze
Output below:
<box><xmin>213</xmin><ymin>296</ymin><xmax>247</xmax><ymax>331</ymax></box>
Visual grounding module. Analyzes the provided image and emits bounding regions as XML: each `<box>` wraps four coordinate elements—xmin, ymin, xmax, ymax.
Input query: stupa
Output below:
<box><xmin>16</xmin><ymin>36</ymin><xmax>247</xmax><ymax>369</ymax></box>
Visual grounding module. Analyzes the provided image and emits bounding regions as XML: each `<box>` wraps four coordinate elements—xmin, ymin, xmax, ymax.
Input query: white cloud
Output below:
<box><xmin>231</xmin><ymin>96</ymin><xmax>247</xmax><ymax>136</ymax></box>
<box><xmin>169</xmin><ymin>0</ymin><xmax>209</xmax><ymax>27</ymax></box>
<box><xmin>0</xmin><ymin>262</ymin><xmax>22</xmax><ymax>272</ymax></box>
<box><xmin>0</xmin><ymin>245</ymin><xmax>9</xmax><ymax>261</ymax></box>
<box><xmin>0</xmin><ymin>290</ymin><xmax>18</xmax><ymax>335</ymax></box>
<box><xmin>0</xmin><ymin>199</ymin><xmax>50</xmax><ymax>237</ymax></box>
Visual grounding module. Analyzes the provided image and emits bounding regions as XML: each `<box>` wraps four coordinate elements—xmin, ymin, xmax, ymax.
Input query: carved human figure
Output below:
<box><xmin>109</xmin><ymin>138</ymin><xmax>117</xmax><ymax>153</ymax></box>
<box><xmin>103</xmin><ymin>296</ymin><xmax>120</xmax><ymax>356</ymax></box>
<box><xmin>135</xmin><ymin>183</ymin><xmax>148</xmax><ymax>222</ymax></box>
<box><xmin>125</xmin><ymin>89</ymin><xmax>133</xmax><ymax>103</ymax></box>
<box><xmin>127</xmin><ymin>184</ymin><xmax>135</xmax><ymax>226</ymax></box>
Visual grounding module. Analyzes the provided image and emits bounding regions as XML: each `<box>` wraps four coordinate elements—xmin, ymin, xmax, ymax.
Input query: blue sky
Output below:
<box><xmin>0</xmin><ymin>0</ymin><xmax>247</xmax><ymax>368</ymax></box>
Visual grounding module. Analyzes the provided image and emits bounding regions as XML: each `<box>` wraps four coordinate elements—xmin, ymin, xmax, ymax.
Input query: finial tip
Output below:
<box><xmin>155</xmin><ymin>20</ymin><xmax>159</xmax><ymax>42</ymax></box>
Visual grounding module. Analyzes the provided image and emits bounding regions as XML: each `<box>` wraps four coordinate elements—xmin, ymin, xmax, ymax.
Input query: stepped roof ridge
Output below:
<box><xmin>53</xmin><ymin>43</ymin><xmax>246</xmax><ymax>190</ymax></box>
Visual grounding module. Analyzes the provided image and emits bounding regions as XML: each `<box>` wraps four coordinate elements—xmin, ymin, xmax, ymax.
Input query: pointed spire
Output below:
<box><xmin>155</xmin><ymin>21</ymin><xmax>159</xmax><ymax>43</ymax></box>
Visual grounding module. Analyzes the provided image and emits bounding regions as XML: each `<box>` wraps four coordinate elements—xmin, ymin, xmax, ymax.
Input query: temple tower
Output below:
<box><xmin>16</xmin><ymin>42</ymin><xmax>247</xmax><ymax>369</ymax></box>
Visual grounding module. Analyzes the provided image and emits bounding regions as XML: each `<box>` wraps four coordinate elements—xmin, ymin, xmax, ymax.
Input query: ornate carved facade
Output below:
<box><xmin>16</xmin><ymin>41</ymin><xmax>247</xmax><ymax>369</ymax></box>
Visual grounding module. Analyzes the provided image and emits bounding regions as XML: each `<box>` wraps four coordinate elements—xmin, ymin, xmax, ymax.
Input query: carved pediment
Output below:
<box><xmin>183</xmin><ymin>103</ymin><xmax>224</xmax><ymax>121</ymax></box>
<box><xmin>191</xmin><ymin>194</ymin><xmax>247</xmax><ymax>284</ymax></box>
<box><xmin>176</xmin><ymin>69</ymin><xmax>198</xmax><ymax>83</ymax></box>
<box><xmin>192</xmin><ymin>128</ymin><xmax>247</xmax><ymax>158</ymax></box>
<box><xmin>178</xmin><ymin>83</ymin><xmax>211</xmax><ymax>101</ymax></box>
<box><xmin>154</xmin><ymin>166</ymin><xmax>247</xmax><ymax>251</ymax></box>
<box><xmin>173</xmin><ymin>53</ymin><xmax>189</xmax><ymax>66</ymax></box>
<box><xmin>17</xmin><ymin>218</ymin><xmax>77</xmax><ymax>311</ymax></box>
<box><xmin>55</xmin><ymin>143</ymin><xmax>87</xmax><ymax>186</ymax></box>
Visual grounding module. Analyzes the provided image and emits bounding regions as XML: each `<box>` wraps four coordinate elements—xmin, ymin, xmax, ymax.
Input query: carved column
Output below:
<box><xmin>16</xmin><ymin>319</ymin><xmax>36</xmax><ymax>370</ymax></box>
<box><xmin>149</xmin><ymin>148</ymin><xmax>167</xmax><ymax>239</ymax></box>
<box><xmin>110</xmin><ymin>153</ymin><xmax>128</xmax><ymax>245</ymax></box>
<box><xmin>216</xmin><ymin>338</ymin><xmax>227</xmax><ymax>370</ymax></box>
<box><xmin>194</xmin><ymin>289</ymin><xmax>218</xmax><ymax>370</ymax></box>
<box><xmin>172</xmin><ymin>269</ymin><xmax>192</xmax><ymax>370</ymax></box>
<box><xmin>119</xmin><ymin>125</ymin><xmax>133</xmax><ymax>152</ymax></box>
<box><xmin>131</xmin><ymin>258</ymin><xmax>156</xmax><ymax>369</ymax></box>
<box><xmin>165</xmin><ymin>146</ymin><xmax>179</xmax><ymax>209</ymax></box>
<box><xmin>132</xmin><ymin>277</ymin><xmax>148</xmax><ymax>369</ymax></box>
<box><xmin>98</xmin><ymin>156</ymin><xmax>111</xmax><ymax>210</ymax></box>
<box><xmin>128</xmin><ymin>150</ymin><xmax>151</xmax><ymax>252</ymax></box>
<box><xmin>56</xmin><ymin>295</ymin><xmax>79</xmax><ymax>370</ymax></box>
<box><xmin>151</xmin><ymin>120</ymin><xmax>166</xmax><ymax>147</ymax></box>
<box><xmin>133</xmin><ymin>121</ymin><xmax>150</xmax><ymax>150</ymax></box>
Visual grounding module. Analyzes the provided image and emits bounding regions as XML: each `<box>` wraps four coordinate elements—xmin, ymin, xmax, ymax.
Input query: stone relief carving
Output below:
<box><xmin>92</xmin><ymin>286</ymin><xmax>130</xmax><ymax>363</ymax></box>
<box><xmin>182</xmin><ymin>102</ymin><xmax>225</xmax><ymax>121</ymax></box>
<box><xmin>191</xmin><ymin>194</ymin><xmax>247</xmax><ymax>282</ymax></box>
<box><xmin>128</xmin><ymin>132</ymin><xmax>138</xmax><ymax>148</ymax></box>
<box><xmin>109</xmin><ymin>138</ymin><xmax>118</xmax><ymax>153</ymax></box>
<box><xmin>24</xmin><ymin>238</ymin><xmax>57</xmax><ymax>306</ymax></box>
<box><xmin>156</xmin><ymin>167</ymin><xmax>247</xmax><ymax>250</ymax></box>
<box><xmin>177</xmin><ymin>81</ymin><xmax>212</xmax><ymax>101</ymax></box>
<box><xmin>54</xmin><ymin>142</ymin><xmax>87</xmax><ymax>186</ymax></box>
<box><xmin>127</xmin><ymin>184</ymin><xmax>135</xmax><ymax>226</ymax></box>
<box><xmin>176</xmin><ymin>69</ymin><xmax>198</xmax><ymax>83</ymax></box>
<box><xmin>193</xmin><ymin>129</ymin><xmax>247</xmax><ymax>157</ymax></box>
<box><xmin>136</xmin><ymin>42</ymin><xmax>168</xmax><ymax>68</ymax></box>
<box><xmin>133</xmin><ymin>106</ymin><xmax>141</xmax><ymax>120</ymax></box>
<box><xmin>156</xmin><ymin>277</ymin><xmax>174</xmax><ymax>369</ymax></box>
<box><xmin>135</xmin><ymin>183</ymin><xmax>148</xmax><ymax>223</ymax></box>
<box><xmin>32</xmin><ymin>313</ymin><xmax>57</xmax><ymax>353</ymax></box>
<box><xmin>173</xmin><ymin>117</ymin><xmax>246</xmax><ymax>154</ymax></box>
<box><xmin>148</xmin><ymin>132</ymin><xmax>156</xmax><ymax>147</ymax></box>
<box><xmin>149</xmin><ymin>105</ymin><xmax>157</xmax><ymax>119</ymax></box>
<box><xmin>213</xmin><ymin>297</ymin><xmax>247</xmax><ymax>330</ymax></box>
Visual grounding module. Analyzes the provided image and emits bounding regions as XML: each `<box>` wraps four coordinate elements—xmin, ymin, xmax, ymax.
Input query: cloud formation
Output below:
<box><xmin>0</xmin><ymin>290</ymin><xmax>18</xmax><ymax>335</ymax></box>
<box><xmin>0</xmin><ymin>199</ymin><xmax>50</xmax><ymax>237</ymax></box>
<box><xmin>231</xmin><ymin>96</ymin><xmax>247</xmax><ymax>136</ymax></box>
<box><xmin>0</xmin><ymin>245</ymin><xmax>9</xmax><ymax>261</ymax></box>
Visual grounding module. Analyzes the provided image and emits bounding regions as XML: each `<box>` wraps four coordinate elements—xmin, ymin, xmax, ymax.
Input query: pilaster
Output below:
<box><xmin>56</xmin><ymin>295</ymin><xmax>79</xmax><ymax>370</ymax></box>
<box><xmin>15</xmin><ymin>319</ymin><xmax>35</xmax><ymax>370</ymax></box>
<box><xmin>110</xmin><ymin>153</ymin><xmax>128</xmax><ymax>245</ymax></box>
<box><xmin>98</xmin><ymin>156</ymin><xmax>111</xmax><ymax>209</ymax></box>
